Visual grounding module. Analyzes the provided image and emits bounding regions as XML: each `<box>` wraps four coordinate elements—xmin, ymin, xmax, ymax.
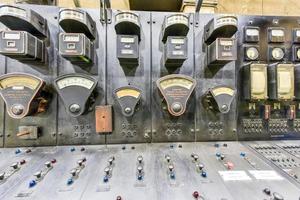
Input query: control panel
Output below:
<box><xmin>0</xmin><ymin>3</ymin><xmax>300</xmax><ymax>199</ymax></box>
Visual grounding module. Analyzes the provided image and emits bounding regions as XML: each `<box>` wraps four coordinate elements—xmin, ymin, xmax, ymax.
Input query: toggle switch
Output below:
<box><xmin>104</xmin><ymin>167</ymin><xmax>111</xmax><ymax>176</ymax></box>
<box><xmin>45</xmin><ymin>161</ymin><xmax>52</xmax><ymax>168</ymax></box>
<box><xmin>70</xmin><ymin>169</ymin><xmax>78</xmax><ymax>177</ymax></box>
<box><xmin>168</xmin><ymin>164</ymin><xmax>174</xmax><ymax>172</ymax></box>
<box><xmin>165</xmin><ymin>155</ymin><xmax>171</xmax><ymax>163</ymax></box>
<box><xmin>137</xmin><ymin>156</ymin><xmax>143</xmax><ymax>164</ymax></box>
<box><xmin>137</xmin><ymin>166</ymin><xmax>143</xmax><ymax>174</ymax></box>
<box><xmin>34</xmin><ymin>171</ymin><xmax>42</xmax><ymax>179</ymax></box>
<box><xmin>0</xmin><ymin>172</ymin><xmax>5</xmax><ymax>180</ymax></box>
<box><xmin>10</xmin><ymin>163</ymin><xmax>19</xmax><ymax>170</ymax></box>
<box><xmin>108</xmin><ymin>157</ymin><xmax>115</xmax><ymax>166</ymax></box>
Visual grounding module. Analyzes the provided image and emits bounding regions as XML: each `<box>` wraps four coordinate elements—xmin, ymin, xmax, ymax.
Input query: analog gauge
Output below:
<box><xmin>116</xmin><ymin>88</ymin><xmax>141</xmax><ymax>99</ymax></box>
<box><xmin>56</xmin><ymin>76</ymin><xmax>95</xmax><ymax>90</ymax></box>
<box><xmin>246</xmin><ymin>47</ymin><xmax>259</xmax><ymax>60</ymax></box>
<box><xmin>54</xmin><ymin>74</ymin><xmax>97</xmax><ymax>117</ymax></box>
<box><xmin>0</xmin><ymin>73</ymin><xmax>45</xmax><ymax>119</ymax></box>
<box><xmin>157</xmin><ymin>75</ymin><xmax>196</xmax><ymax>117</ymax></box>
<box><xmin>114</xmin><ymin>86</ymin><xmax>142</xmax><ymax>117</ymax></box>
<box><xmin>272</xmin><ymin>48</ymin><xmax>284</xmax><ymax>60</ymax></box>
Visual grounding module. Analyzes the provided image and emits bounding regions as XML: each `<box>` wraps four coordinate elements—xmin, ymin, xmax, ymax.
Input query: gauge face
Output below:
<box><xmin>166</xmin><ymin>14</ymin><xmax>189</xmax><ymax>26</ymax></box>
<box><xmin>0</xmin><ymin>73</ymin><xmax>44</xmax><ymax>119</ymax></box>
<box><xmin>116</xmin><ymin>88</ymin><xmax>141</xmax><ymax>99</ymax></box>
<box><xmin>246</xmin><ymin>29</ymin><xmax>259</xmax><ymax>37</ymax></box>
<box><xmin>271</xmin><ymin>29</ymin><xmax>284</xmax><ymax>37</ymax></box>
<box><xmin>0</xmin><ymin>5</ymin><xmax>27</xmax><ymax>18</ymax></box>
<box><xmin>157</xmin><ymin>75</ymin><xmax>196</xmax><ymax>117</ymax></box>
<box><xmin>211</xmin><ymin>87</ymin><xmax>235</xmax><ymax>97</ymax></box>
<box><xmin>0</xmin><ymin>76</ymin><xmax>41</xmax><ymax>90</ymax></box>
<box><xmin>54</xmin><ymin>74</ymin><xmax>97</xmax><ymax>117</ymax></box>
<box><xmin>56</xmin><ymin>76</ymin><xmax>95</xmax><ymax>90</ymax></box>
<box><xmin>159</xmin><ymin>77</ymin><xmax>194</xmax><ymax>90</ymax></box>
<box><xmin>272</xmin><ymin>48</ymin><xmax>284</xmax><ymax>60</ymax></box>
<box><xmin>116</xmin><ymin>12</ymin><xmax>139</xmax><ymax>24</ymax></box>
<box><xmin>246</xmin><ymin>47</ymin><xmax>259</xmax><ymax>60</ymax></box>
<box><xmin>60</xmin><ymin>9</ymin><xmax>84</xmax><ymax>21</ymax></box>
<box><xmin>216</xmin><ymin>15</ymin><xmax>237</xmax><ymax>27</ymax></box>
<box><xmin>114</xmin><ymin>86</ymin><xmax>142</xmax><ymax>117</ymax></box>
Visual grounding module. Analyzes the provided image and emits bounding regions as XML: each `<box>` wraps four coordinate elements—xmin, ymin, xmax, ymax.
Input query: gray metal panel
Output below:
<box><xmin>56</xmin><ymin>8</ymin><xmax>106</xmax><ymax>145</ymax></box>
<box><xmin>0</xmin><ymin>54</ymin><xmax>5</xmax><ymax>147</ymax></box>
<box><xmin>195</xmin><ymin>14</ymin><xmax>237</xmax><ymax>141</ymax></box>
<box><xmin>106</xmin><ymin>10</ymin><xmax>152</xmax><ymax>144</ymax></box>
<box><xmin>151</xmin><ymin>12</ymin><xmax>196</xmax><ymax>143</ymax></box>
<box><xmin>236</xmin><ymin>16</ymin><xmax>300</xmax><ymax>140</ymax></box>
<box><xmin>2</xmin><ymin>5</ymin><xmax>59</xmax><ymax>147</ymax></box>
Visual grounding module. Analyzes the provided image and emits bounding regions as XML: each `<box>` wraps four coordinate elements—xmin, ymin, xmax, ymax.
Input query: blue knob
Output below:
<box><xmin>216</xmin><ymin>152</ymin><xmax>221</xmax><ymax>157</ymax></box>
<box><xmin>67</xmin><ymin>178</ymin><xmax>73</xmax><ymax>185</ymax></box>
<box><xmin>137</xmin><ymin>175</ymin><xmax>143</xmax><ymax>181</ymax></box>
<box><xmin>240</xmin><ymin>152</ymin><xmax>246</xmax><ymax>157</ymax></box>
<box><xmin>201</xmin><ymin>172</ymin><xmax>207</xmax><ymax>178</ymax></box>
<box><xmin>103</xmin><ymin>176</ymin><xmax>109</xmax><ymax>183</ymax></box>
<box><xmin>170</xmin><ymin>173</ymin><xmax>175</xmax><ymax>179</ymax></box>
<box><xmin>70</xmin><ymin>147</ymin><xmax>75</xmax><ymax>152</ymax></box>
<box><xmin>29</xmin><ymin>180</ymin><xmax>36</xmax><ymax>188</ymax></box>
<box><xmin>214</xmin><ymin>143</ymin><xmax>220</xmax><ymax>148</ymax></box>
<box><xmin>170</xmin><ymin>144</ymin><xmax>174</xmax><ymax>149</ymax></box>
<box><xmin>15</xmin><ymin>149</ymin><xmax>21</xmax><ymax>154</ymax></box>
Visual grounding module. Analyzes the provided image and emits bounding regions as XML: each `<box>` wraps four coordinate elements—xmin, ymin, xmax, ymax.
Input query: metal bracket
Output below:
<box><xmin>100</xmin><ymin>0</ymin><xmax>112</xmax><ymax>24</ymax></box>
<box><xmin>195</xmin><ymin>0</ymin><xmax>203</xmax><ymax>27</ymax></box>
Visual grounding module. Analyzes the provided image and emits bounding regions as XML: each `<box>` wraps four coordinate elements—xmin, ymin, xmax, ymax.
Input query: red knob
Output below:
<box><xmin>51</xmin><ymin>159</ymin><xmax>57</xmax><ymax>164</ymax></box>
<box><xmin>193</xmin><ymin>191</ymin><xmax>199</xmax><ymax>199</ymax></box>
<box><xmin>20</xmin><ymin>159</ymin><xmax>26</xmax><ymax>165</ymax></box>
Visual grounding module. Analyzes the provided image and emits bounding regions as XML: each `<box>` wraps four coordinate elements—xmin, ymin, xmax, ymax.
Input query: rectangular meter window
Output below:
<box><xmin>63</xmin><ymin>34</ymin><xmax>80</xmax><ymax>42</ymax></box>
<box><xmin>3</xmin><ymin>32</ymin><xmax>20</xmax><ymax>40</ymax></box>
<box><xmin>244</xmin><ymin>26</ymin><xmax>259</xmax><ymax>43</ymax></box>
<box><xmin>268</xmin><ymin>28</ymin><xmax>285</xmax><ymax>43</ymax></box>
<box><xmin>120</xmin><ymin>37</ymin><xmax>135</xmax><ymax>44</ymax></box>
<box><xmin>293</xmin><ymin>28</ymin><xmax>300</xmax><ymax>43</ymax></box>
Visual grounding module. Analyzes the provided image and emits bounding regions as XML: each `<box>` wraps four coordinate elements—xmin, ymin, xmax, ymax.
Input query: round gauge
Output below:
<box><xmin>246</xmin><ymin>47</ymin><xmax>259</xmax><ymax>60</ymax></box>
<box><xmin>272</xmin><ymin>48</ymin><xmax>284</xmax><ymax>60</ymax></box>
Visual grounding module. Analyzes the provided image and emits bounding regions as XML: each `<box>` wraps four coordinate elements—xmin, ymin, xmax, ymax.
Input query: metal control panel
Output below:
<box><xmin>0</xmin><ymin>4</ymin><xmax>300</xmax><ymax>199</ymax></box>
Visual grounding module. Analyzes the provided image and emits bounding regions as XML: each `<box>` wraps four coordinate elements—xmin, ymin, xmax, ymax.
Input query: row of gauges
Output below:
<box><xmin>0</xmin><ymin>73</ymin><xmax>235</xmax><ymax>120</ymax></box>
<box><xmin>243</xmin><ymin>26</ymin><xmax>300</xmax><ymax>62</ymax></box>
